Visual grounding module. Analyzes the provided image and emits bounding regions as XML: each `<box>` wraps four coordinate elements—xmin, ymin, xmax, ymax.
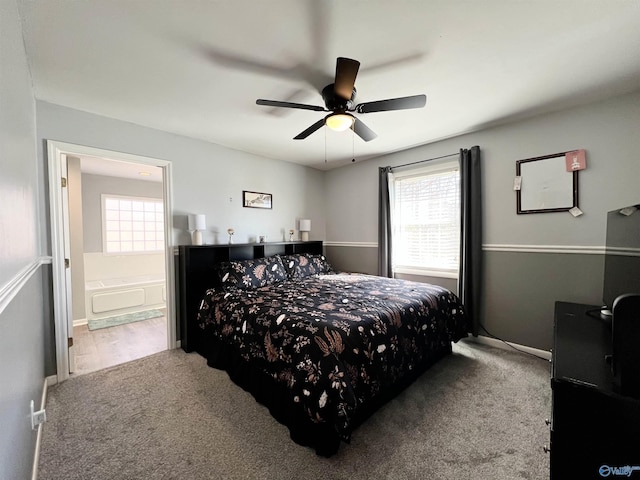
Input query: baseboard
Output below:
<box><xmin>45</xmin><ymin>375</ymin><xmax>58</xmax><ymax>387</ymax></box>
<box><xmin>73</xmin><ymin>318</ymin><xmax>87</xmax><ymax>327</ymax></box>
<box><xmin>31</xmin><ymin>375</ymin><xmax>55</xmax><ymax>480</ymax></box>
<box><xmin>462</xmin><ymin>335</ymin><xmax>552</xmax><ymax>361</ymax></box>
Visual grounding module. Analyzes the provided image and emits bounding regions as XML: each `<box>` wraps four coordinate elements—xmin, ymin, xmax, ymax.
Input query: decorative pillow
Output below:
<box><xmin>218</xmin><ymin>255</ymin><xmax>288</xmax><ymax>290</ymax></box>
<box><xmin>280</xmin><ymin>253</ymin><xmax>334</xmax><ymax>280</ymax></box>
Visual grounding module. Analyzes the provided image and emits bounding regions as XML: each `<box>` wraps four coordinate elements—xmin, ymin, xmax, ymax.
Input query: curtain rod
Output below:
<box><xmin>388</xmin><ymin>151</ymin><xmax>459</xmax><ymax>171</ymax></box>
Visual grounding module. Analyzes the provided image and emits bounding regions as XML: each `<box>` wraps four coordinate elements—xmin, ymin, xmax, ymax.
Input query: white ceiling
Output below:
<box><xmin>78</xmin><ymin>155</ymin><xmax>163</xmax><ymax>182</ymax></box>
<box><xmin>19</xmin><ymin>0</ymin><xmax>640</xmax><ymax>171</ymax></box>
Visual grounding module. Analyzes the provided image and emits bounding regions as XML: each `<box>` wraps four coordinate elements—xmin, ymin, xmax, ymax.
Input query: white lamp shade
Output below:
<box><xmin>188</xmin><ymin>214</ymin><xmax>206</xmax><ymax>231</ymax></box>
<box><xmin>299</xmin><ymin>219</ymin><xmax>311</xmax><ymax>232</ymax></box>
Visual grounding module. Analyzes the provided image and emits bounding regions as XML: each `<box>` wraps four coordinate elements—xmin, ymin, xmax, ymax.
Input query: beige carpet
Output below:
<box><xmin>38</xmin><ymin>340</ymin><xmax>551</xmax><ymax>480</ymax></box>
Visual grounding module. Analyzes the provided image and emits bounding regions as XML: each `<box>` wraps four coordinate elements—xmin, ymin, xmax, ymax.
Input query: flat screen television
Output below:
<box><xmin>602</xmin><ymin>204</ymin><xmax>640</xmax><ymax>397</ymax></box>
<box><xmin>602</xmin><ymin>204</ymin><xmax>640</xmax><ymax>316</ymax></box>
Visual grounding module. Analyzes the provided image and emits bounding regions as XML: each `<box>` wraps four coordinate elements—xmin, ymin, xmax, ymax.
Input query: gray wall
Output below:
<box><xmin>325</xmin><ymin>90</ymin><xmax>640</xmax><ymax>351</ymax></box>
<box><xmin>325</xmin><ymin>245</ymin><xmax>378</xmax><ymax>275</ymax></box>
<box><xmin>0</xmin><ymin>1</ymin><xmax>50</xmax><ymax>479</ymax></box>
<box><xmin>81</xmin><ymin>173</ymin><xmax>163</xmax><ymax>253</ymax></box>
<box><xmin>482</xmin><ymin>251</ymin><xmax>602</xmax><ymax>348</ymax></box>
<box><xmin>324</xmin><ymin>245</ymin><xmax>458</xmax><ymax>293</ymax></box>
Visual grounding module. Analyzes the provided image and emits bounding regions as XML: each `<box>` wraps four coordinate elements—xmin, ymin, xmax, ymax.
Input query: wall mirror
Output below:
<box><xmin>516</xmin><ymin>153</ymin><xmax>578</xmax><ymax>214</ymax></box>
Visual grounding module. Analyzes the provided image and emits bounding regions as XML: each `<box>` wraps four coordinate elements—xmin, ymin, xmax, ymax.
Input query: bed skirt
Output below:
<box><xmin>202</xmin><ymin>335</ymin><xmax>453</xmax><ymax>456</ymax></box>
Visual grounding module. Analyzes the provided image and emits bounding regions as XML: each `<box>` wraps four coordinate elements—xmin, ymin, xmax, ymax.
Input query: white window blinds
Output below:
<box><xmin>392</xmin><ymin>162</ymin><xmax>460</xmax><ymax>276</ymax></box>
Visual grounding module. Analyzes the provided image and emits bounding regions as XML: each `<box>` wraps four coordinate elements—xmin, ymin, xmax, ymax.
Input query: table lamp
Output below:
<box><xmin>299</xmin><ymin>219</ymin><xmax>311</xmax><ymax>242</ymax></box>
<box><xmin>188</xmin><ymin>214</ymin><xmax>206</xmax><ymax>245</ymax></box>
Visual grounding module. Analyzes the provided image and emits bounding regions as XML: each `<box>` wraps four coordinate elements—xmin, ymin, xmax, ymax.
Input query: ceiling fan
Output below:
<box><xmin>256</xmin><ymin>57</ymin><xmax>427</xmax><ymax>142</ymax></box>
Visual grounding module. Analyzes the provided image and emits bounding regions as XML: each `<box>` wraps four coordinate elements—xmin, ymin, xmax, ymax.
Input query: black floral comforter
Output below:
<box><xmin>197</xmin><ymin>273</ymin><xmax>468</xmax><ymax>443</ymax></box>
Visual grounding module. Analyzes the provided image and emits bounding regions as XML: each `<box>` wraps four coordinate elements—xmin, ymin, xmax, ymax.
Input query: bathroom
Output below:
<box><xmin>67</xmin><ymin>155</ymin><xmax>167</xmax><ymax>374</ymax></box>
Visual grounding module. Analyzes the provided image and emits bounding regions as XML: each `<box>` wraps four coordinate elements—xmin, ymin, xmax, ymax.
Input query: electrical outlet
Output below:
<box><xmin>30</xmin><ymin>400</ymin><xmax>46</xmax><ymax>430</ymax></box>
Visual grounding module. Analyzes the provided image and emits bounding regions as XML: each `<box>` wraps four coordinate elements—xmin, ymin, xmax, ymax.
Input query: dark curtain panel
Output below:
<box><xmin>458</xmin><ymin>146</ymin><xmax>482</xmax><ymax>336</ymax></box>
<box><xmin>378</xmin><ymin>166</ymin><xmax>393</xmax><ymax>277</ymax></box>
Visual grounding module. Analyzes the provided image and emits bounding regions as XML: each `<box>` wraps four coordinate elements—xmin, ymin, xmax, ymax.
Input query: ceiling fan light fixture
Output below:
<box><xmin>257</xmin><ymin>57</ymin><xmax>425</xmax><ymax>142</ymax></box>
<box><xmin>325</xmin><ymin>113</ymin><xmax>354</xmax><ymax>132</ymax></box>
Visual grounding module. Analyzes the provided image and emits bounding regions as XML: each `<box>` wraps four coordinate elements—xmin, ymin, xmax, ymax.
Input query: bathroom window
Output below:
<box><xmin>102</xmin><ymin>195</ymin><xmax>164</xmax><ymax>254</ymax></box>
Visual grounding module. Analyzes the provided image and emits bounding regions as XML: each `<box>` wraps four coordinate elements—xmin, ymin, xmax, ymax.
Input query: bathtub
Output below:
<box><xmin>85</xmin><ymin>273</ymin><xmax>166</xmax><ymax>320</ymax></box>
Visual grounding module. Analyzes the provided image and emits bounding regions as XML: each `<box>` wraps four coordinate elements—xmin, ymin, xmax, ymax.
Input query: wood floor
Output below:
<box><xmin>72</xmin><ymin>311</ymin><xmax>167</xmax><ymax>376</ymax></box>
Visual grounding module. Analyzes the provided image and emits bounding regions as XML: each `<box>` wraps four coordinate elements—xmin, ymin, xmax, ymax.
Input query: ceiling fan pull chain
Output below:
<box><xmin>352</xmin><ymin>127</ymin><xmax>356</xmax><ymax>163</ymax></box>
<box><xmin>324</xmin><ymin>126</ymin><xmax>327</xmax><ymax>163</ymax></box>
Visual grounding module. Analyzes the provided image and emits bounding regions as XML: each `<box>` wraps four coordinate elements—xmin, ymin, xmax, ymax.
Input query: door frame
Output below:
<box><xmin>47</xmin><ymin>140</ymin><xmax>176</xmax><ymax>382</ymax></box>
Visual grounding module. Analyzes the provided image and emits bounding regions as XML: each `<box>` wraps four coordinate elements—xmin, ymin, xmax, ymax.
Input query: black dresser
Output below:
<box><xmin>550</xmin><ymin>301</ymin><xmax>640</xmax><ymax>478</ymax></box>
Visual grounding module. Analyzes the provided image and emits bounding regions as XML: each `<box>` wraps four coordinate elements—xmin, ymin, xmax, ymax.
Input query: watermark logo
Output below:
<box><xmin>599</xmin><ymin>465</ymin><xmax>640</xmax><ymax>477</ymax></box>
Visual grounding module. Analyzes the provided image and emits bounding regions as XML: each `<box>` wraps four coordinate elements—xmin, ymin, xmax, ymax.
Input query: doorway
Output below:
<box><xmin>48</xmin><ymin>141</ymin><xmax>176</xmax><ymax>382</ymax></box>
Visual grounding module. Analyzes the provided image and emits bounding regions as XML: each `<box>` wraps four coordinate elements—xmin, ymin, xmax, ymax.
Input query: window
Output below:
<box><xmin>102</xmin><ymin>195</ymin><xmax>164</xmax><ymax>254</ymax></box>
<box><xmin>392</xmin><ymin>161</ymin><xmax>460</xmax><ymax>277</ymax></box>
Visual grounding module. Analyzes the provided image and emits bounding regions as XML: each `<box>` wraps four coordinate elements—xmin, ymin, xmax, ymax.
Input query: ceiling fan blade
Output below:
<box><xmin>294</xmin><ymin>118</ymin><xmax>326</xmax><ymax>140</ymax></box>
<box><xmin>256</xmin><ymin>99</ymin><xmax>326</xmax><ymax>112</ymax></box>
<box><xmin>352</xmin><ymin>118</ymin><xmax>377</xmax><ymax>142</ymax></box>
<box><xmin>355</xmin><ymin>94</ymin><xmax>426</xmax><ymax>114</ymax></box>
<box><xmin>334</xmin><ymin>57</ymin><xmax>360</xmax><ymax>100</ymax></box>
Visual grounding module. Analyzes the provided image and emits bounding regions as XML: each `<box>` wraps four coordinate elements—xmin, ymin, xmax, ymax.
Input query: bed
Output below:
<box><xmin>176</xmin><ymin>242</ymin><xmax>468</xmax><ymax>456</ymax></box>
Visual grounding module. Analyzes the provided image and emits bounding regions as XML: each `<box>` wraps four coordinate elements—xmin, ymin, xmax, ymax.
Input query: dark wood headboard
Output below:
<box><xmin>175</xmin><ymin>241</ymin><xmax>323</xmax><ymax>354</ymax></box>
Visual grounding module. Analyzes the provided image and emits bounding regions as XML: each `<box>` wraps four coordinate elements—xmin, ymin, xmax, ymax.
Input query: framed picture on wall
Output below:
<box><xmin>243</xmin><ymin>190</ymin><xmax>272</xmax><ymax>209</ymax></box>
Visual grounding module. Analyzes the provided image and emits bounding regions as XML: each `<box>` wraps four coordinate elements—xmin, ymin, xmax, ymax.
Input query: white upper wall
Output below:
<box><xmin>0</xmin><ymin>0</ymin><xmax>40</xmax><ymax>286</ymax></box>
<box><xmin>35</xmin><ymin>101</ymin><xmax>327</xmax><ymax>250</ymax></box>
<box><xmin>325</xmin><ymin>89</ymin><xmax>640</xmax><ymax>248</ymax></box>
<box><xmin>31</xmin><ymin>79</ymin><xmax>640</xmax><ymax>256</ymax></box>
